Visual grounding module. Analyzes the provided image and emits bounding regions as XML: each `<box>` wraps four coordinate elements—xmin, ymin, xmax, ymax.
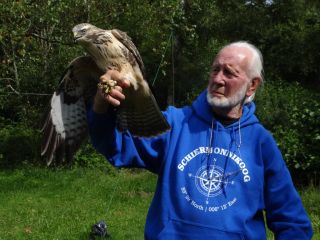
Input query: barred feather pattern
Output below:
<box><xmin>41</xmin><ymin>23</ymin><xmax>171</xmax><ymax>165</ymax></box>
<box><xmin>41</xmin><ymin>56</ymin><xmax>102</xmax><ymax>165</ymax></box>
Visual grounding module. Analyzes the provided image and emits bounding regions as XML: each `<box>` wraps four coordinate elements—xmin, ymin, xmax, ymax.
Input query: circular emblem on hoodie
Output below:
<box><xmin>193</xmin><ymin>165</ymin><xmax>227</xmax><ymax>197</ymax></box>
<box><xmin>178</xmin><ymin>147</ymin><xmax>251</xmax><ymax>213</ymax></box>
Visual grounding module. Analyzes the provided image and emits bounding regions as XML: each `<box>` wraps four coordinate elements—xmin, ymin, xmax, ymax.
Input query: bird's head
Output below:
<box><xmin>72</xmin><ymin>23</ymin><xmax>100</xmax><ymax>45</ymax></box>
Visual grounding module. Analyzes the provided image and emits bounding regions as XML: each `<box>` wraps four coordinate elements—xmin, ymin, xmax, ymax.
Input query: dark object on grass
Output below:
<box><xmin>89</xmin><ymin>220</ymin><xmax>109</xmax><ymax>239</ymax></box>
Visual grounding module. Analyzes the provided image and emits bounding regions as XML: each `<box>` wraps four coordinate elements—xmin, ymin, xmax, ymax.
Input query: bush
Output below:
<box><xmin>73</xmin><ymin>142</ymin><xmax>115</xmax><ymax>173</ymax></box>
<box><xmin>0</xmin><ymin>121</ymin><xmax>116</xmax><ymax>171</ymax></box>
<box><xmin>0</xmin><ymin>124</ymin><xmax>41</xmax><ymax>168</ymax></box>
<box><xmin>255</xmin><ymin>80</ymin><xmax>320</xmax><ymax>185</ymax></box>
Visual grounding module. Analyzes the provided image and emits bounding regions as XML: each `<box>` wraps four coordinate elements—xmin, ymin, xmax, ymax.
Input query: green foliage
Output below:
<box><xmin>0</xmin><ymin>0</ymin><xmax>319</xmax><ymax>175</ymax></box>
<box><xmin>301</xmin><ymin>186</ymin><xmax>320</xmax><ymax>233</ymax></box>
<box><xmin>262</xmin><ymin>0</ymin><xmax>320</xmax><ymax>82</ymax></box>
<box><xmin>0</xmin><ymin>124</ymin><xmax>41</xmax><ymax>167</ymax></box>
<box><xmin>73</xmin><ymin>142</ymin><xmax>115</xmax><ymax>172</ymax></box>
<box><xmin>255</xmin><ymin>80</ymin><xmax>320</xmax><ymax>183</ymax></box>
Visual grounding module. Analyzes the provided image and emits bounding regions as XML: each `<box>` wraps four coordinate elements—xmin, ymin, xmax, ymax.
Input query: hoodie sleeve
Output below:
<box><xmin>86</xmin><ymin>104</ymin><xmax>170</xmax><ymax>173</ymax></box>
<box><xmin>262</xmin><ymin>133</ymin><xmax>313</xmax><ymax>239</ymax></box>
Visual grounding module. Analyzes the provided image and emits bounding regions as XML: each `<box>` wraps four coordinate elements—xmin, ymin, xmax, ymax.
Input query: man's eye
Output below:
<box><xmin>224</xmin><ymin>69</ymin><xmax>234</xmax><ymax>77</ymax></box>
<box><xmin>212</xmin><ymin>67</ymin><xmax>219</xmax><ymax>73</ymax></box>
<box><xmin>224</xmin><ymin>69</ymin><xmax>231</xmax><ymax>75</ymax></box>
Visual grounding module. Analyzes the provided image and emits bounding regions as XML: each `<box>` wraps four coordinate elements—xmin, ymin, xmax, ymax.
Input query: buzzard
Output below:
<box><xmin>41</xmin><ymin>23</ymin><xmax>170</xmax><ymax>165</ymax></box>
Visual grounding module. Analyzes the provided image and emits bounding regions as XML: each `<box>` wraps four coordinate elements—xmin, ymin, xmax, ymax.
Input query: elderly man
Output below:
<box><xmin>87</xmin><ymin>42</ymin><xmax>313</xmax><ymax>239</ymax></box>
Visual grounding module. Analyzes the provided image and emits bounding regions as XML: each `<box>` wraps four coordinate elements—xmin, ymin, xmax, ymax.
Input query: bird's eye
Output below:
<box><xmin>80</xmin><ymin>29</ymin><xmax>86</xmax><ymax>33</ymax></box>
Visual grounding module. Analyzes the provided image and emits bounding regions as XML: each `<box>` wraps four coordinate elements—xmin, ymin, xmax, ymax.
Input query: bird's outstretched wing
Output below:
<box><xmin>42</xmin><ymin>24</ymin><xmax>171</xmax><ymax>165</ymax></box>
<box><xmin>41</xmin><ymin>56</ymin><xmax>103</xmax><ymax>165</ymax></box>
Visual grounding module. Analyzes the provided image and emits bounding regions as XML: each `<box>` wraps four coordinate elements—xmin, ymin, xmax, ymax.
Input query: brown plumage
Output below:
<box><xmin>41</xmin><ymin>23</ymin><xmax>170</xmax><ymax>165</ymax></box>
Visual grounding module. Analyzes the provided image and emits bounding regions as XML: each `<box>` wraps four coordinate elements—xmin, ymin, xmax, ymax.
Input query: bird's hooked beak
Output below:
<box><xmin>73</xmin><ymin>32</ymin><xmax>81</xmax><ymax>43</ymax></box>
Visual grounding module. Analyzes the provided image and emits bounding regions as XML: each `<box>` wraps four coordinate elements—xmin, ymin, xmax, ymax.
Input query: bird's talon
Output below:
<box><xmin>97</xmin><ymin>80</ymin><xmax>117</xmax><ymax>94</ymax></box>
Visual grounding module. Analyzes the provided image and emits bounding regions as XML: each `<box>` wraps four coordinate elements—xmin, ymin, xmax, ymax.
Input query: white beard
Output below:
<box><xmin>207</xmin><ymin>83</ymin><xmax>248</xmax><ymax>109</ymax></box>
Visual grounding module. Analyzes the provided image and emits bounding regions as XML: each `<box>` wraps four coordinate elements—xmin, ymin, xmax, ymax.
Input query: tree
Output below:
<box><xmin>0</xmin><ymin>0</ymin><xmax>319</xmax><ymax>175</ymax></box>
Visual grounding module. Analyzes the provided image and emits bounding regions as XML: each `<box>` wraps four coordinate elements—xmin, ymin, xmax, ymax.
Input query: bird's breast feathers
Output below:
<box><xmin>86</xmin><ymin>32</ymin><xmax>129</xmax><ymax>71</ymax></box>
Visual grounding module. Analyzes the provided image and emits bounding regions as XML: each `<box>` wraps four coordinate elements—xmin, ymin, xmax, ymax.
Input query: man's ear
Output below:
<box><xmin>246</xmin><ymin>77</ymin><xmax>261</xmax><ymax>97</ymax></box>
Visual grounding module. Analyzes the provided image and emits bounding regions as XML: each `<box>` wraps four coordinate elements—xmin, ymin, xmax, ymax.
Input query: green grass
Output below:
<box><xmin>301</xmin><ymin>186</ymin><xmax>320</xmax><ymax>239</ymax></box>
<box><xmin>0</xmin><ymin>167</ymin><xmax>319</xmax><ymax>239</ymax></box>
<box><xmin>0</xmin><ymin>167</ymin><xmax>156</xmax><ymax>239</ymax></box>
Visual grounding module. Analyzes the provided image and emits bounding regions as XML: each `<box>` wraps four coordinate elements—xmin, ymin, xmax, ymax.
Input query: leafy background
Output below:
<box><xmin>0</xmin><ymin>0</ymin><xmax>319</xmax><ymax>185</ymax></box>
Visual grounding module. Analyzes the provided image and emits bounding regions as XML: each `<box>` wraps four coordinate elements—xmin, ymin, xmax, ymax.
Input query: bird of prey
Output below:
<box><xmin>41</xmin><ymin>23</ymin><xmax>171</xmax><ymax>165</ymax></box>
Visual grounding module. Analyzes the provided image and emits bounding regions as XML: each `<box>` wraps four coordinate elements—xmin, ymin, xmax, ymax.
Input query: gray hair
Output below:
<box><xmin>221</xmin><ymin>41</ymin><xmax>264</xmax><ymax>103</ymax></box>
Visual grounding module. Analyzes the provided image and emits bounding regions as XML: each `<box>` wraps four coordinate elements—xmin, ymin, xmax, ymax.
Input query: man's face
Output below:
<box><xmin>207</xmin><ymin>47</ymin><xmax>252</xmax><ymax>110</ymax></box>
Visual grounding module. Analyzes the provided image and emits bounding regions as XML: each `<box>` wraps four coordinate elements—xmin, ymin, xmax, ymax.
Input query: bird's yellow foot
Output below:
<box><xmin>97</xmin><ymin>79</ymin><xmax>117</xmax><ymax>94</ymax></box>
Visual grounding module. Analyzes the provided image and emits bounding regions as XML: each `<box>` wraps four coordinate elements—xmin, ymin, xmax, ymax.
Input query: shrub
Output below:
<box><xmin>255</xmin><ymin>80</ymin><xmax>320</xmax><ymax>185</ymax></box>
<box><xmin>73</xmin><ymin>142</ymin><xmax>115</xmax><ymax>174</ymax></box>
<box><xmin>0</xmin><ymin>124</ymin><xmax>41</xmax><ymax>167</ymax></box>
<box><xmin>0</xmin><ymin>121</ymin><xmax>116</xmax><ymax>171</ymax></box>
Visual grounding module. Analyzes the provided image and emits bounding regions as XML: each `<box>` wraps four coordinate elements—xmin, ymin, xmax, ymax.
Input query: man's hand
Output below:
<box><xmin>93</xmin><ymin>70</ymin><xmax>131</xmax><ymax>113</ymax></box>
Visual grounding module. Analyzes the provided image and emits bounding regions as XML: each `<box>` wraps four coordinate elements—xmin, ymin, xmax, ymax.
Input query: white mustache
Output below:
<box><xmin>209</xmin><ymin>84</ymin><xmax>224</xmax><ymax>93</ymax></box>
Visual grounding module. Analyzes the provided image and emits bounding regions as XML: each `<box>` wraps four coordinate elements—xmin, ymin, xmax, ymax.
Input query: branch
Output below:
<box><xmin>6</xmin><ymin>84</ymin><xmax>20</xmax><ymax>95</ymax></box>
<box><xmin>29</xmin><ymin>33</ymin><xmax>74</xmax><ymax>46</ymax></box>
<box><xmin>11</xmin><ymin>42</ymin><xmax>19</xmax><ymax>87</ymax></box>
<box><xmin>5</xmin><ymin>84</ymin><xmax>51</xmax><ymax>96</ymax></box>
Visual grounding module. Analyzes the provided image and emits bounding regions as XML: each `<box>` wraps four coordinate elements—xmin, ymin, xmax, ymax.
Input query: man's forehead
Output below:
<box><xmin>213</xmin><ymin>47</ymin><xmax>252</xmax><ymax>68</ymax></box>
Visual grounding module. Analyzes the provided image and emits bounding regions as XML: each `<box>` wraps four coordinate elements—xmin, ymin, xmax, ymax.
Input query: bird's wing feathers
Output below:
<box><xmin>41</xmin><ymin>56</ymin><xmax>103</xmax><ymax>165</ymax></box>
<box><xmin>118</xmin><ymin>86</ymin><xmax>171</xmax><ymax>137</ymax></box>
<box><xmin>42</xmin><ymin>24</ymin><xmax>171</xmax><ymax>165</ymax></box>
<box><xmin>111</xmin><ymin>29</ymin><xmax>171</xmax><ymax>137</ymax></box>
<box><xmin>111</xmin><ymin>29</ymin><xmax>146</xmax><ymax>78</ymax></box>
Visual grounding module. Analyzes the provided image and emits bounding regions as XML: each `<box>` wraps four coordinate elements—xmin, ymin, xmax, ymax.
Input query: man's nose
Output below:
<box><xmin>211</xmin><ymin>71</ymin><xmax>224</xmax><ymax>85</ymax></box>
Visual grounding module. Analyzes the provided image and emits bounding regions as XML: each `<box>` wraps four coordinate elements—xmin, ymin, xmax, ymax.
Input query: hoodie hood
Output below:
<box><xmin>191</xmin><ymin>90</ymin><xmax>259</xmax><ymax>128</ymax></box>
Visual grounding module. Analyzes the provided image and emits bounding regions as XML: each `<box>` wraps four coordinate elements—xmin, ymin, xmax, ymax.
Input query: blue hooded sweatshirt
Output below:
<box><xmin>87</xmin><ymin>90</ymin><xmax>313</xmax><ymax>240</ymax></box>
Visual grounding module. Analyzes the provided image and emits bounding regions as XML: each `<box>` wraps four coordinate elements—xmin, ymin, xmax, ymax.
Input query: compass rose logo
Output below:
<box><xmin>188</xmin><ymin>164</ymin><xmax>234</xmax><ymax>198</ymax></box>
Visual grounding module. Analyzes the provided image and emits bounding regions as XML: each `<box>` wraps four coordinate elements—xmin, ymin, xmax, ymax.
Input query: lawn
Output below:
<box><xmin>0</xmin><ymin>167</ymin><xmax>156</xmax><ymax>239</ymax></box>
<box><xmin>0</xmin><ymin>167</ymin><xmax>318</xmax><ymax>239</ymax></box>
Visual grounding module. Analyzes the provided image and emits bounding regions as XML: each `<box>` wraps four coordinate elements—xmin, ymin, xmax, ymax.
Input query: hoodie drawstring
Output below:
<box><xmin>206</xmin><ymin>118</ymin><xmax>243</xmax><ymax>197</ymax></box>
<box><xmin>206</xmin><ymin>119</ymin><xmax>217</xmax><ymax>176</ymax></box>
